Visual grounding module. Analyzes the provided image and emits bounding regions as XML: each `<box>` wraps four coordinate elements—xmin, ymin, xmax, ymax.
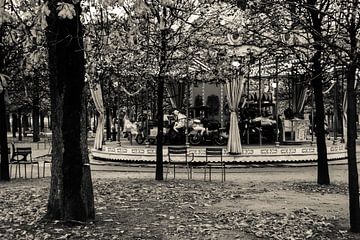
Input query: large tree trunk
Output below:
<box><xmin>0</xmin><ymin>91</ymin><xmax>10</xmax><ymax>181</ymax></box>
<box><xmin>347</xmin><ymin>21</ymin><xmax>360</xmax><ymax>230</ymax></box>
<box><xmin>32</xmin><ymin>97</ymin><xmax>40</xmax><ymax>142</ymax></box>
<box><xmin>347</xmin><ymin>62</ymin><xmax>360</xmax><ymax>232</ymax></box>
<box><xmin>45</xmin><ymin>0</ymin><xmax>94</xmax><ymax>222</ymax></box>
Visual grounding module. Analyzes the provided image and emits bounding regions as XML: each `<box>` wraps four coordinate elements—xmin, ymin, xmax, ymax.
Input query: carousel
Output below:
<box><xmin>90</xmin><ymin>50</ymin><xmax>347</xmax><ymax>164</ymax></box>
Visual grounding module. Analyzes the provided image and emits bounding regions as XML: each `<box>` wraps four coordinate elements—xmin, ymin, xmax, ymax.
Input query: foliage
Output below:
<box><xmin>0</xmin><ymin>178</ymin><xmax>356</xmax><ymax>239</ymax></box>
<box><xmin>1</xmin><ymin>0</ymin><xmax>49</xmax><ymax>114</ymax></box>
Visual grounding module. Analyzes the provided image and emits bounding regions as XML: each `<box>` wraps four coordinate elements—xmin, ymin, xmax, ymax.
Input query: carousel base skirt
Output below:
<box><xmin>91</xmin><ymin>143</ymin><xmax>346</xmax><ymax>164</ymax></box>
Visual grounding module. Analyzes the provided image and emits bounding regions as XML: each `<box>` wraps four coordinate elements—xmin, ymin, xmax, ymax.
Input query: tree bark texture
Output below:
<box><xmin>45</xmin><ymin>0</ymin><xmax>95</xmax><ymax>221</ymax></box>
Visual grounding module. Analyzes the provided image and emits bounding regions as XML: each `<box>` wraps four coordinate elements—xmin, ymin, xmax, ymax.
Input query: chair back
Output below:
<box><xmin>168</xmin><ymin>146</ymin><xmax>188</xmax><ymax>163</ymax></box>
<box><xmin>168</xmin><ymin>146</ymin><xmax>188</xmax><ymax>155</ymax></box>
<box><xmin>206</xmin><ymin>148</ymin><xmax>223</xmax><ymax>156</ymax></box>
<box><xmin>15</xmin><ymin>147</ymin><xmax>32</xmax><ymax>161</ymax></box>
<box><xmin>206</xmin><ymin>148</ymin><xmax>223</xmax><ymax>163</ymax></box>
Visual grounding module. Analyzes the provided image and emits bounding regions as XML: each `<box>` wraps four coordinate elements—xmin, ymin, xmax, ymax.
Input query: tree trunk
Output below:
<box><xmin>45</xmin><ymin>0</ymin><xmax>94</xmax><ymax>222</ymax></box>
<box><xmin>0</xmin><ymin>91</ymin><xmax>10</xmax><ymax>181</ymax></box>
<box><xmin>311</xmin><ymin>51</ymin><xmax>330</xmax><ymax>185</ymax></box>
<box><xmin>22</xmin><ymin>114</ymin><xmax>29</xmax><ymax>133</ymax></box>
<box><xmin>155</xmin><ymin>10</ymin><xmax>167</xmax><ymax>181</ymax></box>
<box><xmin>347</xmin><ymin>62</ymin><xmax>360</xmax><ymax>232</ymax></box>
<box><xmin>105</xmin><ymin>107</ymin><xmax>111</xmax><ymax>140</ymax></box>
<box><xmin>18</xmin><ymin>109</ymin><xmax>22</xmax><ymax>141</ymax></box>
<box><xmin>32</xmin><ymin>97</ymin><xmax>40</xmax><ymax>142</ymax></box>
<box><xmin>40</xmin><ymin>111</ymin><xmax>45</xmax><ymax>132</ymax></box>
<box><xmin>307</xmin><ymin>0</ymin><xmax>329</xmax><ymax>185</ymax></box>
<box><xmin>6</xmin><ymin>113</ymin><xmax>10</xmax><ymax>132</ymax></box>
<box><xmin>11</xmin><ymin>113</ymin><xmax>17</xmax><ymax>138</ymax></box>
<box><xmin>0</xmin><ymin>8</ymin><xmax>9</xmax><ymax>181</ymax></box>
<box><xmin>156</xmin><ymin>74</ymin><xmax>164</xmax><ymax>181</ymax></box>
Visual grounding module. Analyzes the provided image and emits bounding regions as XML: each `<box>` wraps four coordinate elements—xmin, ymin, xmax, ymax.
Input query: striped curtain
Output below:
<box><xmin>225</xmin><ymin>75</ymin><xmax>246</xmax><ymax>154</ymax></box>
<box><xmin>166</xmin><ymin>82</ymin><xmax>185</xmax><ymax>109</ymax></box>
<box><xmin>294</xmin><ymin>86</ymin><xmax>308</xmax><ymax>114</ymax></box>
<box><xmin>90</xmin><ymin>83</ymin><xmax>105</xmax><ymax>150</ymax></box>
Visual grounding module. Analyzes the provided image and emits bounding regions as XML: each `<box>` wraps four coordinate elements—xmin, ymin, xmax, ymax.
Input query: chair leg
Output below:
<box><xmin>9</xmin><ymin>164</ymin><xmax>12</xmax><ymax>179</ymax></box>
<box><xmin>185</xmin><ymin>163</ymin><xmax>188</xmax><ymax>179</ymax></box>
<box><xmin>173</xmin><ymin>164</ymin><xmax>176</xmax><ymax>179</ymax></box>
<box><xmin>223</xmin><ymin>165</ymin><xmax>226</xmax><ymax>182</ymax></box>
<box><xmin>16</xmin><ymin>163</ymin><xmax>20</xmax><ymax>178</ymax></box>
<box><xmin>24</xmin><ymin>164</ymin><xmax>27</xmax><ymax>179</ymax></box>
<box><xmin>190</xmin><ymin>165</ymin><xmax>193</xmax><ymax>180</ymax></box>
<box><xmin>43</xmin><ymin>162</ymin><xmax>46</xmax><ymax>178</ymax></box>
<box><xmin>31</xmin><ymin>164</ymin><xmax>33</xmax><ymax>179</ymax></box>
<box><xmin>186</xmin><ymin>163</ymin><xmax>189</xmax><ymax>180</ymax></box>
<box><xmin>209</xmin><ymin>165</ymin><xmax>212</xmax><ymax>182</ymax></box>
<box><xmin>204</xmin><ymin>165</ymin><xmax>207</xmax><ymax>181</ymax></box>
<box><xmin>165</xmin><ymin>162</ymin><xmax>170</xmax><ymax>181</ymax></box>
<box><xmin>37</xmin><ymin>164</ymin><xmax>40</xmax><ymax>178</ymax></box>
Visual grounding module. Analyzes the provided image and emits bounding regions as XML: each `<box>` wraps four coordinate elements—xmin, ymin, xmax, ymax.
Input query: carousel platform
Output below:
<box><xmin>91</xmin><ymin>140</ymin><xmax>347</xmax><ymax>164</ymax></box>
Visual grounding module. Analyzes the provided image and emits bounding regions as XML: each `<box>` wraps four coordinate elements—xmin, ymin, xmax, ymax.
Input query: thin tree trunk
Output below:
<box><xmin>6</xmin><ymin>113</ymin><xmax>10</xmax><ymax>132</ymax></box>
<box><xmin>0</xmin><ymin>91</ymin><xmax>9</xmax><ymax>181</ymax></box>
<box><xmin>155</xmin><ymin>9</ymin><xmax>167</xmax><ymax>181</ymax></box>
<box><xmin>307</xmin><ymin>0</ymin><xmax>329</xmax><ymax>185</ymax></box>
<box><xmin>0</xmin><ymin>4</ymin><xmax>9</xmax><ymax>180</ymax></box>
<box><xmin>311</xmin><ymin>51</ymin><xmax>330</xmax><ymax>185</ymax></box>
<box><xmin>156</xmin><ymin>74</ymin><xmax>164</xmax><ymax>181</ymax></box>
<box><xmin>22</xmin><ymin>114</ymin><xmax>29</xmax><ymax>133</ymax></box>
<box><xmin>46</xmin><ymin>0</ymin><xmax>94</xmax><ymax>221</ymax></box>
<box><xmin>11</xmin><ymin>113</ymin><xmax>17</xmax><ymax>138</ymax></box>
<box><xmin>32</xmin><ymin>97</ymin><xmax>40</xmax><ymax>142</ymax></box>
<box><xmin>18</xmin><ymin>109</ymin><xmax>22</xmax><ymax>141</ymax></box>
<box><xmin>40</xmin><ymin>111</ymin><xmax>45</xmax><ymax>132</ymax></box>
<box><xmin>105</xmin><ymin>107</ymin><xmax>111</xmax><ymax>140</ymax></box>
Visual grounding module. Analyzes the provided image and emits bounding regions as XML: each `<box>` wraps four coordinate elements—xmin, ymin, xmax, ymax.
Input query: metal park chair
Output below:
<box><xmin>205</xmin><ymin>148</ymin><xmax>225</xmax><ymax>182</ymax></box>
<box><xmin>166</xmin><ymin>146</ymin><xmax>194</xmax><ymax>180</ymax></box>
<box><xmin>9</xmin><ymin>143</ymin><xmax>39</xmax><ymax>179</ymax></box>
